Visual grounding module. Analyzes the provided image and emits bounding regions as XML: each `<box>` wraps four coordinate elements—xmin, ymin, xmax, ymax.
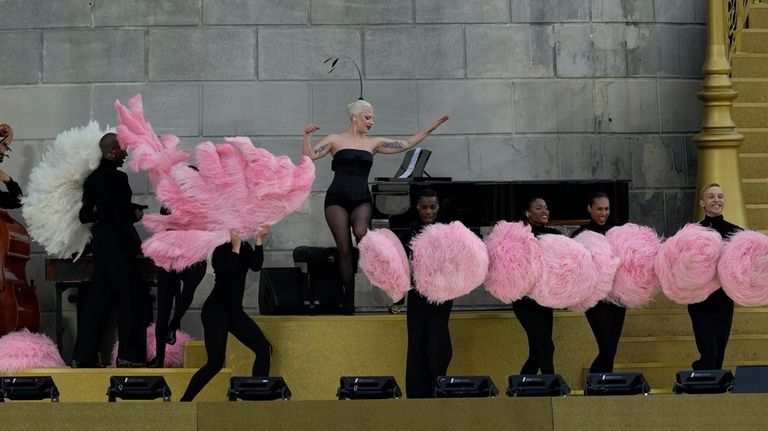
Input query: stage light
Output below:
<box><xmin>673</xmin><ymin>369</ymin><xmax>734</xmax><ymax>394</ymax></box>
<box><xmin>337</xmin><ymin>376</ymin><xmax>401</xmax><ymax>400</ymax></box>
<box><xmin>434</xmin><ymin>376</ymin><xmax>498</xmax><ymax>398</ymax></box>
<box><xmin>584</xmin><ymin>372</ymin><xmax>650</xmax><ymax>396</ymax></box>
<box><xmin>107</xmin><ymin>376</ymin><xmax>171</xmax><ymax>402</ymax></box>
<box><xmin>228</xmin><ymin>377</ymin><xmax>292</xmax><ymax>401</ymax></box>
<box><xmin>506</xmin><ymin>374</ymin><xmax>571</xmax><ymax>397</ymax></box>
<box><xmin>0</xmin><ymin>376</ymin><xmax>59</xmax><ymax>402</ymax></box>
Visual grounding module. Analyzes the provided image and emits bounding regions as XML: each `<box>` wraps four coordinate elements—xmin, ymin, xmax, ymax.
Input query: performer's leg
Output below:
<box><xmin>513</xmin><ymin>298</ymin><xmax>554</xmax><ymax>374</ymax></box>
<box><xmin>585</xmin><ymin>301</ymin><xmax>623</xmax><ymax>373</ymax></box>
<box><xmin>711</xmin><ymin>289</ymin><xmax>735</xmax><ymax>369</ymax></box>
<box><xmin>688</xmin><ymin>296</ymin><xmax>719</xmax><ymax>370</ymax></box>
<box><xmin>168</xmin><ymin>262</ymin><xmax>207</xmax><ymax>338</ymax></box>
<box><xmin>406</xmin><ymin>291</ymin><xmax>431</xmax><ymax>398</ymax></box>
<box><xmin>346</xmin><ymin>203</ymin><xmax>372</xmax><ymax>313</ymax></box>
<box><xmin>112</xmin><ymin>255</ymin><xmax>147</xmax><ymax>364</ymax></box>
<box><xmin>180</xmin><ymin>308</ymin><xmax>228</xmax><ymax>402</ymax></box>
<box><xmin>72</xmin><ymin>258</ymin><xmax>113</xmax><ymax>366</ymax></box>
<box><xmin>153</xmin><ymin>269</ymin><xmax>179</xmax><ymax>367</ymax></box>
<box><xmin>325</xmin><ymin>205</ymin><xmax>355</xmax><ymax>314</ymax></box>
<box><xmin>230</xmin><ymin>310</ymin><xmax>272</xmax><ymax>376</ymax></box>
<box><xmin>425</xmin><ymin>301</ymin><xmax>453</xmax><ymax>386</ymax></box>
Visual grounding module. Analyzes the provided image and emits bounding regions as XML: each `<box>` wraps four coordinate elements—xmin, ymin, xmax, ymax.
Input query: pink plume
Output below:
<box><xmin>0</xmin><ymin>329</ymin><xmax>66</xmax><ymax>373</ymax></box>
<box><xmin>529</xmin><ymin>234</ymin><xmax>598</xmax><ymax>309</ymax></box>
<box><xmin>718</xmin><ymin>230</ymin><xmax>768</xmax><ymax>307</ymax></box>
<box><xmin>656</xmin><ymin>223</ymin><xmax>723</xmax><ymax>305</ymax></box>
<box><xmin>570</xmin><ymin>230</ymin><xmax>621</xmax><ymax>312</ymax></box>
<box><xmin>483</xmin><ymin>221</ymin><xmax>542</xmax><ymax>303</ymax></box>
<box><xmin>142</xmin><ymin>230</ymin><xmax>229</xmax><ymax>271</ymax></box>
<box><xmin>359</xmin><ymin>229</ymin><xmax>411</xmax><ymax>302</ymax></box>
<box><xmin>411</xmin><ymin>221</ymin><xmax>488</xmax><ymax>303</ymax></box>
<box><xmin>606</xmin><ymin>223</ymin><xmax>662</xmax><ymax>308</ymax></box>
<box><xmin>111</xmin><ymin>324</ymin><xmax>194</xmax><ymax>367</ymax></box>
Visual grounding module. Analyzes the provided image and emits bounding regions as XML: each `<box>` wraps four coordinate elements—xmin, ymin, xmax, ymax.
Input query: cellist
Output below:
<box><xmin>0</xmin><ymin>124</ymin><xmax>22</xmax><ymax>209</ymax></box>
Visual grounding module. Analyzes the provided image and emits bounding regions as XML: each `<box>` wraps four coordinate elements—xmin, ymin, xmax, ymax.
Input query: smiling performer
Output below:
<box><xmin>302</xmin><ymin>101</ymin><xmax>448</xmax><ymax>315</ymax></box>
<box><xmin>688</xmin><ymin>183</ymin><xmax>742</xmax><ymax>370</ymax></box>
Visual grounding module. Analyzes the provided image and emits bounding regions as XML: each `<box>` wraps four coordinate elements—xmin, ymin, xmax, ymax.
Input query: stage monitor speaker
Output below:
<box><xmin>434</xmin><ymin>376</ymin><xmax>499</xmax><ymax>398</ymax></box>
<box><xmin>107</xmin><ymin>376</ymin><xmax>171</xmax><ymax>402</ymax></box>
<box><xmin>337</xmin><ymin>376</ymin><xmax>402</xmax><ymax>400</ymax></box>
<box><xmin>258</xmin><ymin>267</ymin><xmax>307</xmax><ymax>315</ymax></box>
<box><xmin>732</xmin><ymin>366</ymin><xmax>768</xmax><ymax>393</ymax></box>
<box><xmin>506</xmin><ymin>374</ymin><xmax>571</xmax><ymax>397</ymax></box>
<box><xmin>673</xmin><ymin>369</ymin><xmax>734</xmax><ymax>394</ymax></box>
<box><xmin>228</xmin><ymin>377</ymin><xmax>292</xmax><ymax>401</ymax></box>
<box><xmin>584</xmin><ymin>372</ymin><xmax>650</xmax><ymax>396</ymax></box>
<box><xmin>0</xmin><ymin>376</ymin><xmax>59</xmax><ymax>402</ymax></box>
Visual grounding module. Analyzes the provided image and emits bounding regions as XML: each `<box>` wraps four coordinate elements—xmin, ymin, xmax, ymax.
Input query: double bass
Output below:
<box><xmin>0</xmin><ymin>123</ymin><xmax>40</xmax><ymax>336</ymax></box>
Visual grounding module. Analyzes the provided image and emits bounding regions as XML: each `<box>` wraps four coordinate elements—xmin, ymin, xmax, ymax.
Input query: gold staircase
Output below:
<box><xmin>735</xmin><ymin>3</ymin><xmax>768</xmax><ymax>232</ymax></box>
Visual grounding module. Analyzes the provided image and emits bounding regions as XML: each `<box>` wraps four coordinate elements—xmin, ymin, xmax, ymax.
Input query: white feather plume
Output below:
<box><xmin>21</xmin><ymin>121</ymin><xmax>108</xmax><ymax>258</ymax></box>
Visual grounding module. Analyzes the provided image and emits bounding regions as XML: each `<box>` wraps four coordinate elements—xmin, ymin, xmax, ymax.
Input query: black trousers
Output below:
<box><xmin>585</xmin><ymin>301</ymin><xmax>626</xmax><ymax>373</ymax></box>
<box><xmin>687</xmin><ymin>288</ymin><xmax>734</xmax><ymax>370</ymax></box>
<box><xmin>512</xmin><ymin>297</ymin><xmax>555</xmax><ymax>374</ymax></box>
<box><xmin>405</xmin><ymin>290</ymin><xmax>453</xmax><ymax>398</ymax></box>
<box><xmin>154</xmin><ymin>262</ymin><xmax>206</xmax><ymax>365</ymax></box>
<box><xmin>180</xmin><ymin>305</ymin><xmax>272</xmax><ymax>402</ymax></box>
<box><xmin>72</xmin><ymin>229</ymin><xmax>146</xmax><ymax>364</ymax></box>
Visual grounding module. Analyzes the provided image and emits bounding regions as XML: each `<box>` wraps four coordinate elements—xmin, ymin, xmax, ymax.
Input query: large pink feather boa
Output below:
<box><xmin>483</xmin><ymin>221</ymin><xmax>542</xmax><ymax>304</ymax></box>
<box><xmin>529</xmin><ymin>234</ymin><xmax>598</xmax><ymax>309</ymax></box>
<box><xmin>656</xmin><ymin>223</ymin><xmax>723</xmax><ymax>305</ymax></box>
<box><xmin>605</xmin><ymin>223</ymin><xmax>661</xmax><ymax>308</ymax></box>
<box><xmin>718</xmin><ymin>230</ymin><xmax>768</xmax><ymax>307</ymax></box>
<box><xmin>359</xmin><ymin>229</ymin><xmax>411</xmax><ymax>302</ymax></box>
<box><xmin>116</xmin><ymin>94</ymin><xmax>315</xmax><ymax>271</ymax></box>
<box><xmin>570</xmin><ymin>230</ymin><xmax>620</xmax><ymax>312</ymax></box>
<box><xmin>411</xmin><ymin>221</ymin><xmax>488</xmax><ymax>304</ymax></box>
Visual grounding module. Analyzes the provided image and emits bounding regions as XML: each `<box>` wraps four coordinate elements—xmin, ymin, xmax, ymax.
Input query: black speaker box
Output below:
<box><xmin>258</xmin><ymin>267</ymin><xmax>307</xmax><ymax>315</ymax></box>
<box><xmin>506</xmin><ymin>374</ymin><xmax>571</xmax><ymax>397</ymax></box>
<box><xmin>673</xmin><ymin>369</ymin><xmax>734</xmax><ymax>394</ymax></box>
<box><xmin>434</xmin><ymin>376</ymin><xmax>499</xmax><ymax>398</ymax></box>
<box><xmin>228</xmin><ymin>377</ymin><xmax>292</xmax><ymax>401</ymax></box>
<box><xmin>337</xmin><ymin>376</ymin><xmax>402</xmax><ymax>400</ymax></box>
<box><xmin>733</xmin><ymin>366</ymin><xmax>768</xmax><ymax>393</ymax></box>
<box><xmin>584</xmin><ymin>372</ymin><xmax>650</xmax><ymax>396</ymax></box>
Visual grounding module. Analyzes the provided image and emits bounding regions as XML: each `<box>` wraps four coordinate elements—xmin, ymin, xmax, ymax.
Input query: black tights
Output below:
<box><xmin>585</xmin><ymin>301</ymin><xmax>626</xmax><ymax>373</ymax></box>
<box><xmin>154</xmin><ymin>262</ymin><xmax>206</xmax><ymax>366</ymax></box>
<box><xmin>687</xmin><ymin>288</ymin><xmax>734</xmax><ymax>370</ymax></box>
<box><xmin>180</xmin><ymin>307</ymin><xmax>271</xmax><ymax>402</ymax></box>
<box><xmin>325</xmin><ymin>203</ymin><xmax>371</xmax><ymax>314</ymax></box>
<box><xmin>512</xmin><ymin>297</ymin><xmax>555</xmax><ymax>374</ymax></box>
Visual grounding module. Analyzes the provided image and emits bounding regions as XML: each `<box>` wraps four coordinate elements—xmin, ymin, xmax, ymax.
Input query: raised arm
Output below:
<box><xmin>374</xmin><ymin>114</ymin><xmax>450</xmax><ymax>155</ymax></box>
<box><xmin>302</xmin><ymin>124</ymin><xmax>333</xmax><ymax>160</ymax></box>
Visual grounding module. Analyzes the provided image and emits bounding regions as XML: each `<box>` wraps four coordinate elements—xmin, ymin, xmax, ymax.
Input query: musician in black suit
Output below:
<box><xmin>689</xmin><ymin>183</ymin><xmax>742</xmax><ymax>370</ymax></box>
<box><xmin>71</xmin><ymin>133</ymin><xmax>147</xmax><ymax>368</ymax></box>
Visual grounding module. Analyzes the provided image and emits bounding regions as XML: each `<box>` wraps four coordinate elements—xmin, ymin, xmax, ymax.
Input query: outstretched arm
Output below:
<box><xmin>374</xmin><ymin>114</ymin><xmax>449</xmax><ymax>154</ymax></box>
<box><xmin>302</xmin><ymin>124</ymin><xmax>333</xmax><ymax>160</ymax></box>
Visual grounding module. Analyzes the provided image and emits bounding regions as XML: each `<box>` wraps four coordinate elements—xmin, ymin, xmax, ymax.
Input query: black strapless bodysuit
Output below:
<box><xmin>324</xmin><ymin>148</ymin><xmax>374</xmax><ymax>212</ymax></box>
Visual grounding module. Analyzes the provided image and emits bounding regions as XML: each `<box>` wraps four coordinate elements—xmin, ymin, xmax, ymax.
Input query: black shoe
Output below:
<box><xmin>167</xmin><ymin>329</ymin><xmax>177</xmax><ymax>345</ymax></box>
<box><xmin>116</xmin><ymin>358</ymin><xmax>147</xmax><ymax>368</ymax></box>
<box><xmin>147</xmin><ymin>357</ymin><xmax>163</xmax><ymax>368</ymax></box>
<box><xmin>387</xmin><ymin>304</ymin><xmax>401</xmax><ymax>314</ymax></box>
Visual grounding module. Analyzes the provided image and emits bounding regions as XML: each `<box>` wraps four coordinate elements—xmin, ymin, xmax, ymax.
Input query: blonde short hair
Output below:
<box><xmin>700</xmin><ymin>182</ymin><xmax>722</xmax><ymax>199</ymax></box>
<box><xmin>346</xmin><ymin>100</ymin><xmax>373</xmax><ymax>120</ymax></box>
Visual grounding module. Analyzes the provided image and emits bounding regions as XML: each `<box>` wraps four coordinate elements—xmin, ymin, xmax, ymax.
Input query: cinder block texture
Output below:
<box><xmin>557</xmin><ymin>135</ymin><xmax>600</xmax><ymax>179</ymax></box>
<box><xmin>556</xmin><ymin>24</ymin><xmax>627</xmax><ymax>77</ymax></box>
<box><xmin>0</xmin><ymin>86</ymin><xmax>91</xmax><ymax>140</ymax></box>
<box><xmin>258</xmin><ymin>28</ymin><xmax>362</xmax><ymax>80</ymax></box>
<box><xmin>311</xmin><ymin>0</ymin><xmax>412</xmax><ymax>24</ymax></box>
<box><xmin>626</xmin><ymin>25</ymin><xmax>681</xmax><ymax>76</ymax></box>
<box><xmin>149</xmin><ymin>28</ymin><xmax>255</xmax><ymax>80</ymax></box>
<box><xmin>94</xmin><ymin>0</ymin><xmax>200</xmax><ymax>26</ymax></box>
<box><xmin>631</xmin><ymin>135</ymin><xmax>688</xmax><ymax>188</ymax></box>
<box><xmin>629</xmin><ymin>189</ymin><xmax>665</xmax><ymax>232</ymax></box>
<box><xmin>202</xmin><ymin>82</ymin><xmax>309</xmax><ymax>136</ymax></box>
<box><xmin>203</xmin><ymin>0</ymin><xmax>308</xmax><ymax>24</ymax></box>
<box><xmin>678</xmin><ymin>26</ymin><xmax>706</xmax><ymax>77</ymax></box>
<box><xmin>93</xmin><ymin>83</ymin><xmax>201</xmax><ymax>137</ymax></box>
<box><xmin>365</xmin><ymin>26</ymin><xmax>464</xmax><ymax>79</ymax></box>
<box><xmin>664</xmin><ymin>190</ymin><xmax>696</xmax><ymax>236</ymax></box>
<box><xmin>598</xmin><ymin>135</ymin><xmax>634</xmax><ymax>180</ymax></box>
<box><xmin>44</xmin><ymin>29</ymin><xmax>145</xmax><ymax>83</ymax></box>
<box><xmin>659</xmin><ymin>80</ymin><xmax>703</xmax><ymax>132</ymax></box>
<box><xmin>510</xmin><ymin>0</ymin><xmax>590</xmax><ymax>23</ymax></box>
<box><xmin>466</xmin><ymin>25</ymin><xmax>554</xmax><ymax>78</ymax></box>
<box><xmin>591</xmin><ymin>0</ymin><xmax>654</xmax><ymax>22</ymax></box>
<box><xmin>469</xmin><ymin>136</ymin><xmax>558</xmax><ymax>180</ymax></box>
<box><xmin>596</xmin><ymin>80</ymin><xmax>660</xmax><ymax>132</ymax></box>
<box><xmin>514</xmin><ymin>80</ymin><xmax>595</xmax><ymax>133</ymax></box>
<box><xmin>415</xmin><ymin>0</ymin><xmax>509</xmax><ymax>23</ymax></box>
<box><xmin>0</xmin><ymin>0</ymin><xmax>90</xmax><ymax>29</ymax></box>
<box><xmin>1</xmin><ymin>31</ymin><xmax>40</xmax><ymax>85</ymax></box>
<box><xmin>417</xmin><ymin>81</ymin><xmax>514</xmax><ymax>134</ymax></box>
<box><xmin>655</xmin><ymin>0</ymin><xmax>697</xmax><ymax>23</ymax></box>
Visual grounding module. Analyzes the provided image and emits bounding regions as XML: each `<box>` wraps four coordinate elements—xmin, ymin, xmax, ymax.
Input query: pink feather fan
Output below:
<box><xmin>570</xmin><ymin>230</ymin><xmax>621</xmax><ymax>312</ymax></box>
<box><xmin>411</xmin><ymin>221</ymin><xmax>488</xmax><ymax>304</ymax></box>
<box><xmin>0</xmin><ymin>329</ymin><xmax>66</xmax><ymax>373</ymax></box>
<box><xmin>116</xmin><ymin>95</ymin><xmax>315</xmax><ymax>271</ymax></box>
<box><xmin>111</xmin><ymin>324</ymin><xmax>193</xmax><ymax>367</ymax></box>
<box><xmin>605</xmin><ymin>223</ymin><xmax>662</xmax><ymax>308</ymax></box>
<box><xmin>359</xmin><ymin>228</ymin><xmax>411</xmax><ymax>302</ymax></box>
<box><xmin>718</xmin><ymin>230</ymin><xmax>768</xmax><ymax>307</ymax></box>
<box><xmin>529</xmin><ymin>234</ymin><xmax>598</xmax><ymax>309</ymax></box>
<box><xmin>483</xmin><ymin>221</ymin><xmax>542</xmax><ymax>304</ymax></box>
<box><xmin>656</xmin><ymin>223</ymin><xmax>723</xmax><ymax>305</ymax></box>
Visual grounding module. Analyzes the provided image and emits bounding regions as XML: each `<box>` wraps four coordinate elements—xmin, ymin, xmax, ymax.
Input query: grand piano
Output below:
<box><xmin>370</xmin><ymin>149</ymin><xmax>629</xmax><ymax>231</ymax></box>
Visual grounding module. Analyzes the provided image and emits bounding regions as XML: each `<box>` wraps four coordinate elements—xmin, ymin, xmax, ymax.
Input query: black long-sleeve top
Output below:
<box><xmin>570</xmin><ymin>220</ymin><xmax>614</xmax><ymax>238</ymax></box>
<box><xmin>206</xmin><ymin>242</ymin><xmax>264</xmax><ymax>311</ymax></box>
<box><xmin>699</xmin><ymin>215</ymin><xmax>742</xmax><ymax>240</ymax></box>
<box><xmin>0</xmin><ymin>178</ymin><xmax>22</xmax><ymax>209</ymax></box>
<box><xmin>79</xmin><ymin>158</ymin><xmax>140</xmax><ymax>226</ymax></box>
<box><xmin>529</xmin><ymin>223</ymin><xmax>563</xmax><ymax>237</ymax></box>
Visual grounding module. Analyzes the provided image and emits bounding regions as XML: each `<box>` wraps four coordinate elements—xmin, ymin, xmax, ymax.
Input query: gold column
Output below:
<box><xmin>693</xmin><ymin>0</ymin><xmax>748</xmax><ymax>227</ymax></box>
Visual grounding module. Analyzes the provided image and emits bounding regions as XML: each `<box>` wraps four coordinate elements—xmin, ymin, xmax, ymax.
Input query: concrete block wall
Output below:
<box><xmin>0</xmin><ymin>0</ymin><xmax>706</xmax><ymax>354</ymax></box>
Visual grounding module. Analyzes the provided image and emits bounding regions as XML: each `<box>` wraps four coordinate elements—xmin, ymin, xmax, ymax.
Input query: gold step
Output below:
<box><xmin>733</xmin><ymin>102</ymin><xmax>768</xmax><ymax>128</ymax></box>
<box><xmin>741</xmin><ymin>29</ymin><xmax>768</xmax><ymax>53</ymax></box>
<box><xmin>733</xmin><ymin>79</ymin><xmax>768</xmax><ymax>103</ymax></box>
<box><xmin>741</xmin><ymin>129</ymin><xmax>768</xmax><ymax>153</ymax></box>
<box><xmin>732</xmin><ymin>53</ymin><xmax>768</xmax><ymax>78</ymax></box>
<box><xmin>747</xmin><ymin>205</ymin><xmax>768</xmax><ymax>230</ymax></box>
<box><xmin>743</xmin><ymin>178</ymin><xmax>768</xmax><ymax>202</ymax></box>
<box><xmin>740</xmin><ymin>153</ymin><xmax>768</xmax><ymax>177</ymax></box>
<box><xmin>5</xmin><ymin>367</ymin><xmax>232</xmax><ymax>402</ymax></box>
<box><xmin>609</xmin><ymin>360</ymin><xmax>768</xmax><ymax>390</ymax></box>
<box><xmin>623</xmin><ymin>307</ymin><xmax>768</xmax><ymax>337</ymax></box>
<box><xmin>751</xmin><ymin>3</ymin><xmax>768</xmax><ymax>28</ymax></box>
<box><xmin>616</xmin><ymin>334</ymin><xmax>768</xmax><ymax>363</ymax></box>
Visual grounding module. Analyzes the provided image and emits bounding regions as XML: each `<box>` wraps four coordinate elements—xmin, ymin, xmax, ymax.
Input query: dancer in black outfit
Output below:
<box><xmin>398</xmin><ymin>188</ymin><xmax>453</xmax><ymax>398</ymax></box>
<box><xmin>72</xmin><ymin>133</ymin><xmax>147</xmax><ymax>367</ymax></box>
<box><xmin>513</xmin><ymin>197</ymin><xmax>562</xmax><ymax>375</ymax></box>
<box><xmin>180</xmin><ymin>226</ymin><xmax>272</xmax><ymax>402</ymax></box>
<box><xmin>303</xmin><ymin>100</ymin><xmax>448</xmax><ymax>314</ymax></box>
<box><xmin>688</xmin><ymin>183</ymin><xmax>742</xmax><ymax>370</ymax></box>
<box><xmin>571</xmin><ymin>191</ymin><xmax>624</xmax><ymax>373</ymax></box>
